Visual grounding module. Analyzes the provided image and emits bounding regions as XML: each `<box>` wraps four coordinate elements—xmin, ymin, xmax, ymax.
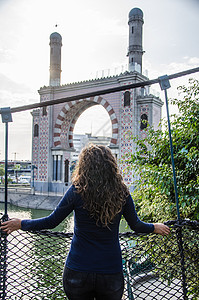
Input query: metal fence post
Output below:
<box><xmin>158</xmin><ymin>76</ymin><xmax>181</xmax><ymax>221</ymax></box>
<box><xmin>0</xmin><ymin>216</ymin><xmax>8</xmax><ymax>300</ymax></box>
<box><xmin>158</xmin><ymin>77</ymin><xmax>188</xmax><ymax>299</ymax></box>
<box><xmin>0</xmin><ymin>107</ymin><xmax>13</xmax><ymax>300</ymax></box>
<box><xmin>176</xmin><ymin>226</ymin><xmax>188</xmax><ymax>300</ymax></box>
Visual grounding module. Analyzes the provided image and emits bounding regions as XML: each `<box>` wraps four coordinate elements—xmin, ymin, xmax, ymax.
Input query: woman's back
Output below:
<box><xmin>65</xmin><ymin>185</ymin><xmax>123</xmax><ymax>273</ymax></box>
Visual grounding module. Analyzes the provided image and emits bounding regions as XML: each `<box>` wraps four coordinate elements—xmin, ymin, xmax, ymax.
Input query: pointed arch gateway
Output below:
<box><xmin>53</xmin><ymin>96</ymin><xmax>119</xmax><ymax>148</ymax></box>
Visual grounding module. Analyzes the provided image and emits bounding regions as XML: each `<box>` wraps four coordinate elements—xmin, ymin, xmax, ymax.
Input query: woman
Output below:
<box><xmin>1</xmin><ymin>144</ymin><xmax>170</xmax><ymax>300</ymax></box>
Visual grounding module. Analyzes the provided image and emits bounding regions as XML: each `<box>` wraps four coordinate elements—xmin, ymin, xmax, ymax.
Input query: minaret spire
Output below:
<box><xmin>127</xmin><ymin>8</ymin><xmax>144</xmax><ymax>73</ymax></box>
<box><xmin>49</xmin><ymin>32</ymin><xmax>62</xmax><ymax>86</ymax></box>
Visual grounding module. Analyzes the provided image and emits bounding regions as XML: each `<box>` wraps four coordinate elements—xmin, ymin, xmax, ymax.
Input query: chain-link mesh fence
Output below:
<box><xmin>0</xmin><ymin>219</ymin><xmax>199</xmax><ymax>300</ymax></box>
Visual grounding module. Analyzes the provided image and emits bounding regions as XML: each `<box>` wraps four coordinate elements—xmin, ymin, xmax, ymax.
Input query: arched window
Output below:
<box><xmin>42</xmin><ymin>107</ymin><xmax>47</xmax><ymax>116</ymax></box>
<box><xmin>124</xmin><ymin>91</ymin><xmax>130</xmax><ymax>107</ymax></box>
<box><xmin>34</xmin><ymin>124</ymin><xmax>39</xmax><ymax>137</ymax></box>
<box><xmin>140</xmin><ymin>114</ymin><xmax>148</xmax><ymax>130</ymax></box>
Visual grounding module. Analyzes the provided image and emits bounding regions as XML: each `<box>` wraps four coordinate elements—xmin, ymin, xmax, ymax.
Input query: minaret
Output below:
<box><xmin>127</xmin><ymin>8</ymin><xmax>144</xmax><ymax>73</ymax></box>
<box><xmin>49</xmin><ymin>32</ymin><xmax>62</xmax><ymax>86</ymax></box>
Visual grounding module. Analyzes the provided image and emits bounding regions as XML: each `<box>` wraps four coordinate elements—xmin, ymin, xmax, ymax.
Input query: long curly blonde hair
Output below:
<box><xmin>72</xmin><ymin>144</ymin><xmax>129</xmax><ymax>226</ymax></box>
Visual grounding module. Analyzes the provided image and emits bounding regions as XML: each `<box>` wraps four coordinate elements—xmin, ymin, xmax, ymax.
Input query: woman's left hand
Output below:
<box><xmin>0</xmin><ymin>218</ymin><xmax>21</xmax><ymax>234</ymax></box>
<box><xmin>153</xmin><ymin>223</ymin><xmax>170</xmax><ymax>236</ymax></box>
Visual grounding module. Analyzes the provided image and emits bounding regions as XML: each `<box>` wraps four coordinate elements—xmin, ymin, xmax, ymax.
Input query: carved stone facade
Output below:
<box><xmin>31</xmin><ymin>8</ymin><xmax>163</xmax><ymax>193</ymax></box>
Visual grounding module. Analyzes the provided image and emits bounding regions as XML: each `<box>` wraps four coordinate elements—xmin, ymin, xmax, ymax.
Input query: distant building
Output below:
<box><xmin>71</xmin><ymin>133</ymin><xmax>111</xmax><ymax>162</ymax></box>
<box><xmin>31</xmin><ymin>8</ymin><xmax>163</xmax><ymax>193</ymax></box>
<box><xmin>0</xmin><ymin>160</ymin><xmax>31</xmax><ymax>183</ymax></box>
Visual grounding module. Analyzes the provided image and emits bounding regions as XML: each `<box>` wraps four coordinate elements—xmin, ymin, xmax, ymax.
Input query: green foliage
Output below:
<box><xmin>127</xmin><ymin>78</ymin><xmax>199</xmax><ymax>222</ymax></box>
<box><xmin>13</xmin><ymin>164</ymin><xmax>21</xmax><ymax>171</ymax></box>
<box><xmin>30</xmin><ymin>234</ymin><xmax>68</xmax><ymax>299</ymax></box>
<box><xmin>0</xmin><ymin>165</ymin><xmax>4</xmax><ymax>177</ymax></box>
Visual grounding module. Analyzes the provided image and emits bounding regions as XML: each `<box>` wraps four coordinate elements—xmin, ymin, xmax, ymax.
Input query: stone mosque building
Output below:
<box><xmin>31</xmin><ymin>8</ymin><xmax>163</xmax><ymax>193</ymax></box>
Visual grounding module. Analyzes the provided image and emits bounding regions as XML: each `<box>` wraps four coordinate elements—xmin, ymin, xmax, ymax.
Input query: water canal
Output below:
<box><xmin>0</xmin><ymin>202</ymin><xmax>128</xmax><ymax>233</ymax></box>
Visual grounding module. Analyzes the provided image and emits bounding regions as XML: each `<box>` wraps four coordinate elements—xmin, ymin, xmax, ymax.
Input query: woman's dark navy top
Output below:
<box><xmin>21</xmin><ymin>185</ymin><xmax>154</xmax><ymax>273</ymax></box>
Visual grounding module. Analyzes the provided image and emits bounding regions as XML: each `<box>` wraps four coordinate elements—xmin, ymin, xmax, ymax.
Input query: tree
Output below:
<box><xmin>126</xmin><ymin>78</ymin><xmax>199</xmax><ymax>222</ymax></box>
<box><xmin>0</xmin><ymin>165</ymin><xmax>4</xmax><ymax>177</ymax></box>
<box><xmin>13</xmin><ymin>164</ymin><xmax>21</xmax><ymax>183</ymax></box>
<box><xmin>0</xmin><ymin>164</ymin><xmax>5</xmax><ymax>183</ymax></box>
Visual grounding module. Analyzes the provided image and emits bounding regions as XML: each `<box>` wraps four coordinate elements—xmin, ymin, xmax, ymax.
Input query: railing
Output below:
<box><xmin>0</xmin><ymin>186</ymin><xmax>31</xmax><ymax>194</ymax></box>
<box><xmin>0</xmin><ymin>186</ymin><xmax>64</xmax><ymax>197</ymax></box>
<box><xmin>0</xmin><ymin>218</ymin><xmax>198</xmax><ymax>300</ymax></box>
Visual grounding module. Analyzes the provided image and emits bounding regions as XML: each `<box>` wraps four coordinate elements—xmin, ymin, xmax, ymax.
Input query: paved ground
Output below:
<box><xmin>0</xmin><ymin>190</ymin><xmax>62</xmax><ymax>210</ymax></box>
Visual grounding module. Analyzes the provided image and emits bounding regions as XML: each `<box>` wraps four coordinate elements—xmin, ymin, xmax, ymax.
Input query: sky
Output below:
<box><xmin>0</xmin><ymin>0</ymin><xmax>199</xmax><ymax>160</ymax></box>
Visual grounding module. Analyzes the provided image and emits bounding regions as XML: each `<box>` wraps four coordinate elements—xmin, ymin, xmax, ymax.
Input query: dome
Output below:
<box><xmin>129</xmin><ymin>8</ymin><xmax>143</xmax><ymax>18</ymax></box>
<box><xmin>50</xmin><ymin>32</ymin><xmax>62</xmax><ymax>40</ymax></box>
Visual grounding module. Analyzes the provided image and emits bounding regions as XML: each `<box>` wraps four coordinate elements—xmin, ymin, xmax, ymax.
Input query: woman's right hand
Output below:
<box><xmin>153</xmin><ymin>223</ymin><xmax>170</xmax><ymax>236</ymax></box>
<box><xmin>0</xmin><ymin>218</ymin><xmax>21</xmax><ymax>235</ymax></box>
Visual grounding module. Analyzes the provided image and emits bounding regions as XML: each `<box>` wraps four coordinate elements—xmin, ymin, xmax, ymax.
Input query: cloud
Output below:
<box><xmin>0</xmin><ymin>48</ymin><xmax>15</xmax><ymax>63</ymax></box>
<box><xmin>158</xmin><ymin>57</ymin><xmax>199</xmax><ymax>91</ymax></box>
<box><xmin>0</xmin><ymin>73</ymin><xmax>32</xmax><ymax>94</ymax></box>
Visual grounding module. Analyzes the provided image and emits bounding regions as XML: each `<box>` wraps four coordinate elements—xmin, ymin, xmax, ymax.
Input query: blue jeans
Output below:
<box><xmin>63</xmin><ymin>267</ymin><xmax>124</xmax><ymax>300</ymax></box>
